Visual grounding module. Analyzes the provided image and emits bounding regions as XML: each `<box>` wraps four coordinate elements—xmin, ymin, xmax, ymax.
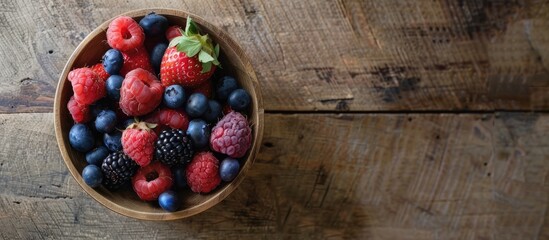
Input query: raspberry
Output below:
<box><xmin>68</xmin><ymin>67</ymin><xmax>106</xmax><ymax>105</ymax></box>
<box><xmin>122</xmin><ymin>121</ymin><xmax>158</xmax><ymax>167</ymax></box>
<box><xmin>186</xmin><ymin>152</ymin><xmax>221</xmax><ymax>193</ymax></box>
<box><xmin>90</xmin><ymin>63</ymin><xmax>110</xmax><ymax>82</ymax></box>
<box><xmin>155</xmin><ymin>129</ymin><xmax>194</xmax><ymax>167</ymax></box>
<box><xmin>102</xmin><ymin>151</ymin><xmax>139</xmax><ymax>189</ymax></box>
<box><xmin>67</xmin><ymin>96</ymin><xmax>90</xmax><ymax>123</ymax></box>
<box><xmin>119</xmin><ymin>68</ymin><xmax>164</xmax><ymax>116</ymax></box>
<box><xmin>190</xmin><ymin>80</ymin><xmax>212</xmax><ymax>98</ymax></box>
<box><xmin>222</xmin><ymin>105</ymin><xmax>234</xmax><ymax>115</ymax></box>
<box><xmin>165</xmin><ymin>25</ymin><xmax>182</xmax><ymax>41</ymax></box>
<box><xmin>120</xmin><ymin>46</ymin><xmax>154</xmax><ymax>76</ymax></box>
<box><xmin>210</xmin><ymin>111</ymin><xmax>251</xmax><ymax>158</ymax></box>
<box><xmin>145</xmin><ymin>108</ymin><xmax>190</xmax><ymax>130</ymax></box>
<box><xmin>132</xmin><ymin>162</ymin><xmax>173</xmax><ymax>201</ymax></box>
<box><xmin>107</xmin><ymin>16</ymin><xmax>145</xmax><ymax>52</ymax></box>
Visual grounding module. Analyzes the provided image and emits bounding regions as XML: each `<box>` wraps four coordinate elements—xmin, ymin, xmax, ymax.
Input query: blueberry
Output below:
<box><xmin>69</xmin><ymin>124</ymin><xmax>95</xmax><ymax>152</ymax></box>
<box><xmin>203</xmin><ymin>100</ymin><xmax>221</xmax><ymax>122</ymax></box>
<box><xmin>139</xmin><ymin>12</ymin><xmax>169</xmax><ymax>36</ymax></box>
<box><xmin>172</xmin><ymin>167</ymin><xmax>187</xmax><ymax>189</ymax></box>
<box><xmin>216</xmin><ymin>76</ymin><xmax>239</xmax><ymax>102</ymax></box>
<box><xmin>158</xmin><ymin>190</ymin><xmax>180</xmax><ymax>212</ymax></box>
<box><xmin>228</xmin><ymin>89</ymin><xmax>251</xmax><ymax>111</ymax></box>
<box><xmin>186</xmin><ymin>119</ymin><xmax>210</xmax><ymax>149</ymax></box>
<box><xmin>219</xmin><ymin>158</ymin><xmax>240</xmax><ymax>182</ymax></box>
<box><xmin>103</xmin><ymin>131</ymin><xmax>122</xmax><ymax>152</ymax></box>
<box><xmin>102</xmin><ymin>49</ymin><xmax>123</xmax><ymax>75</ymax></box>
<box><xmin>163</xmin><ymin>85</ymin><xmax>186</xmax><ymax>109</ymax></box>
<box><xmin>90</xmin><ymin>99</ymin><xmax>111</xmax><ymax>118</ymax></box>
<box><xmin>121</xmin><ymin>118</ymin><xmax>136</xmax><ymax>129</ymax></box>
<box><xmin>85</xmin><ymin>146</ymin><xmax>109</xmax><ymax>166</ymax></box>
<box><xmin>105</xmin><ymin>75</ymin><xmax>124</xmax><ymax>101</ymax></box>
<box><xmin>151</xmin><ymin>43</ymin><xmax>168</xmax><ymax>74</ymax></box>
<box><xmin>82</xmin><ymin>165</ymin><xmax>103</xmax><ymax>188</ymax></box>
<box><xmin>95</xmin><ymin>110</ymin><xmax>117</xmax><ymax>133</ymax></box>
<box><xmin>185</xmin><ymin>93</ymin><xmax>208</xmax><ymax>118</ymax></box>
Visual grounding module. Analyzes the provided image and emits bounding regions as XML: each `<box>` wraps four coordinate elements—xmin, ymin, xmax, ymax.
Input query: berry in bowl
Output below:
<box><xmin>54</xmin><ymin>9</ymin><xmax>263</xmax><ymax>220</ymax></box>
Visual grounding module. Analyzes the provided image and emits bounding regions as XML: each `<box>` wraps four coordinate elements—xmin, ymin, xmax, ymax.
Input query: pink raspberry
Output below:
<box><xmin>209</xmin><ymin>111</ymin><xmax>251</xmax><ymax>158</ymax></box>
<box><xmin>186</xmin><ymin>152</ymin><xmax>221</xmax><ymax>193</ymax></box>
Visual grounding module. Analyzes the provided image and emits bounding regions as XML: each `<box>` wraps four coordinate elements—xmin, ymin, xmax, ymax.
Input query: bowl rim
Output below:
<box><xmin>53</xmin><ymin>8</ymin><xmax>264</xmax><ymax>220</ymax></box>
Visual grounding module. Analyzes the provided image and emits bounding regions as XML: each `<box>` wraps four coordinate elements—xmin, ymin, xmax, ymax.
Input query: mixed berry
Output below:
<box><xmin>66</xmin><ymin>13</ymin><xmax>252</xmax><ymax>212</ymax></box>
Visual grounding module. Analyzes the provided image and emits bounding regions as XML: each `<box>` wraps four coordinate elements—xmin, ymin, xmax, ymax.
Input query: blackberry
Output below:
<box><xmin>155</xmin><ymin>129</ymin><xmax>194</xmax><ymax>167</ymax></box>
<box><xmin>101</xmin><ymin>151</ymin><xmax>138</xmax><ymax>189</ymax></box>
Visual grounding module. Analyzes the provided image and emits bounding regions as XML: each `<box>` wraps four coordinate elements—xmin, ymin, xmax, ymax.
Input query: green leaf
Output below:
<box><xmin>214</xmin><ymin>44</ymin><xmax>220</xmax><ymax>58</ymax></box>
<box><xmin>201</xmin><ymin>62</ymin><xmax>212</xmax><ymax>73</ymax></box>
<box><xmin>198</xmin><ymin>50</ymin><xmax>214</xmax><ymax>63</ymax></box>
<box><xmin>168</xmin><ymin>36</ymin><xmax>184</xmax><ymax>48</ymax></box>
<box><xmin>176</xmin><ymin>36</ymin><xmax>202</xmax><ymax>57</ymax></box>
<box><xmin>185</xmin><ymin>17</ymin><xmax>199</xmax><ymax>36</ymax></box>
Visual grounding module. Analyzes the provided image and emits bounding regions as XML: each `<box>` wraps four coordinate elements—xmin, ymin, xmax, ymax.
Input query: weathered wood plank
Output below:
<box><xmin>0</xmin><ymin>112</ymin><xmax>547</xmax><ymax>239</ymax></box>
<box><xmin>0</xmin><ymin>0</ymin><xmax>548</xmax><ymax>113</ymax></box>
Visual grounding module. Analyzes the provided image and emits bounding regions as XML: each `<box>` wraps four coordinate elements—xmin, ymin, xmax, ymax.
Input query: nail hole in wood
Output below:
<box><xmin>487</xmin><ymin>172</ymin><xmax>491</xmax><ymax>177</ymax></box>
<box><xmin>483</xmin><ymin>162</ymin><xmax>487</xmax><ymax>166</ymax></box>
<box><xmin>48</xmin><ymin>50</ymin><xmax>53</xmax><ymax>54</ymax></box>
<box><xmin>436</xmin><ymin>135</ymin><xmax>440</xmax><ymax>139</ymax></box>
<box><xmin>408</xmin><ymin>117</ymin><xmax>412</xmax><ymax>122</ymax></box>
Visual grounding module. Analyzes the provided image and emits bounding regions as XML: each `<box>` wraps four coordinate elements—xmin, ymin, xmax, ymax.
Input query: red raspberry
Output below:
<box><xmin>122</xmin><ymin>121</ymin><xmax>158</xmax><ymax>166</ymax></box>
<box><xmin>90</xmin><ymin>63</ymin><xmax>109</xmax><ymax>82</ymax></box>
<box><xmin>145</xmin><ymin>108</ymin><xmax>190</xmax><ymax>130</ymax></box>
<box><xmin>165</xmin><ymin>25</ymin><xmax>183</xmax><ymax>41</ymax></box>
<box><xmin>67</xmin><ymin>96</ymin><xmax>90</xmax><ymax>123</ymax></box>
<box><xmin>186</xmin><ymin>152</ymin><xmax>221</xmax><ymax>193</ymax></box>
<box><xmin>119</xmin><ymin>68</ymin><xmax>164</xmax><ymax>116</ymax></box>
<box><xmin>107</xmin><ymin>16</ymin><xmax>145</xmax><ymax>52</ymax></box>
<box><xmin>210</xmin><ymin>111</ymin><xmax>251</xmax><ymax>158</ymax></box>
<box><xmin>132</xmin><ymin>162</ymin><xmax>173</xmax><ymax>201</ymax></box>
<box><xmin>190</xmin><ymin>80</ymin><xmax>212</xmax><ymax>98</ymax></box>
<box><xmin>68</xmin><ymin>67</ymin><xmax>106</xmax><ymax>105</ymax></box>
<box><xmin>120</xmin><ymin>46</ymin><xmax>154</xmax><ymax>76</ymax></box>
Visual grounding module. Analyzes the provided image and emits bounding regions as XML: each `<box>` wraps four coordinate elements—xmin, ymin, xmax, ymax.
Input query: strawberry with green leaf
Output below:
<box><xmin>160</xmin><ymin>18</ymin><xmax>220</xmax><ymax>87</ymax></box>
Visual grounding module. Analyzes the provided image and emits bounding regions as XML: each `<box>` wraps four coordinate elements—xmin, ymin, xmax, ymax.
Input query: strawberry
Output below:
<box><xmin>190</xmin><ymin>80</ymin><xmax>212</xmax><ymax>98</ymax></box>
<box><xmin>144</xmin><ymin>107</ymin><xmax>190</xmax><ymax>131</ymax></box>
<box><xmin>119</xmin><ymin>68</ymin><xmax>164</xmax><ymax>116</ymax></box>
<box><xmin>122</xmin><ymin>121</ymin><xmax>158</xmax><ymax>167</ymax></box>
<box><xmin>90</xmin><ymin>63</ymin><xmax>110</xmax><ymax>82</ymax></box>
<box><xmin>160</xmin><ymin>18</ymin><xmax>220</xmax><ymax>87</ymax></box>
<box><xmin>120</xmin><ymin>46</ymin><xmax>154</xmax><ymax>76</ymax></box>
<box><xmin>165</xmin><ymin>25</ymin><xmax>183</xmax><ymax>41</ymax></box>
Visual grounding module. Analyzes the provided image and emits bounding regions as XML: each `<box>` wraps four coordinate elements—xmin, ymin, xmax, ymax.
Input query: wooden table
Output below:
<box><xmin>1</xmin><ymin>0</ymin><xmax>548</xmax><ymax>239</ymax></box>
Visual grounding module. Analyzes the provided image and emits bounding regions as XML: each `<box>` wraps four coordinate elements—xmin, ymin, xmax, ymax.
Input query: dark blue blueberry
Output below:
<box><xmin>163</xmin><ymin>84</ymin><xmax>186</xmax><ymax>109</ymax></box>
<box><xmin>172</xmin><ymin>167</ymin><xmax>187</xmax><ymax>189</ymax></box>
<box><xmin>90</xmin><ymin>99</ymin><xmax>111</xmax><ymax>118</ymax></box>
<box><xmin>139</xmin><ymin>12</ymin><xmax>169</xmax><ymax>36</ymax></box>
<box><xmin>203</xmin><ymin>100</ymin><xmax>221</xmax><ymax>122</ymax></box>
<box><xmin>151</xmin><ymin>43</ymin><xmax>168</xmax><ymax>74</ymax></box>
<box><xmin>158</xmin><ymin>190</ymin><xmax>180</xmax><ymax>212</ymax></box>
<box><xmin>216</xmin><ymin>76</ymin><xmax>238</xmax><ymax>102</ymax></box>
<box><xmin>82</xmin><ymin>165</ymin><xmax>103</xmax><ymax>188</ymax></box>
<box><xmin>121</xmin><ymin>118</ymin><xmax>136</xmax><ymax>129</ymax></box>
<box><xmin>185</xmin><ymin>93</ymin><xmax>208</xmax><ymax>118</ymax></box>
<box><xmin>95</xmin><ymin>110</ymin><xmax>117</xmax><ymax>133</ymax></box>
<box><xmin>105</xmin><ymin>75</ymin><xmax>124</xmax><ymax>101</ymax></box>
<box><xmin>102</xmin><ymin>49</ymin><xmax>123</xmax><ymax>75</ymax></box>
<box><xmin>85</xmin><ymin>146</ymin><xmax>109</xmax><ymax>166</ymax></box>
<box><xmin>228</xmin><ymin>89</ymin><xmax>251</xmax><ymax>111</ymax></box>
<box><xmin>103</xmin><ymin>131</ymin><xmax>122</xmax><ymax>152</ymax></box>
<box><xmin>69</xmin><ymin>124</ymin><xmax>95</xmax><ymax>152</ymax></box>
<box><xmin>219</xmin><ymin>158</ymin><xmax>240</xmax><ymax>182</ymax></box>
<box><xmin>186</xmin><ymin>119</ymin><xmax>210</xmax><ymax>149</ymax></box>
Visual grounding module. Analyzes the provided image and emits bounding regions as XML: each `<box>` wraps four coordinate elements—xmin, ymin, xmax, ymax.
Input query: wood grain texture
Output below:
<box><xmin>1</xmin><ymin>112</ymin><xmax>547</xmax><ymax>239</ymax></box>
<box><xmin>0</xmin><ymin>0</ymin><xmax>548</xmax><ymax>113</ymax></box>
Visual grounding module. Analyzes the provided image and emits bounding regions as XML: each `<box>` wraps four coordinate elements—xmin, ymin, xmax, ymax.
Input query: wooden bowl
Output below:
<box><xmin>53</xmin><ymin>9</ymin><xmax>263</xmax><ymax>220</ymax></box>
